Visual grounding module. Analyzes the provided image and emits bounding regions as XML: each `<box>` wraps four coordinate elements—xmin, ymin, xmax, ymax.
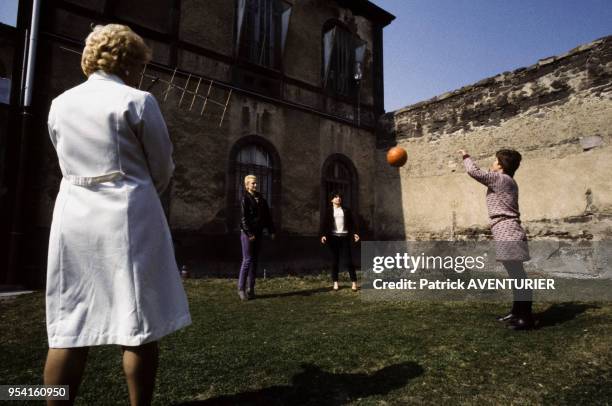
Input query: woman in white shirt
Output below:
<box><xmin>44</xmin><ymin>24</ymin><xmax>191</xmax><ymax>405</ymax></box>
<box><xmin>320</xmin><ymin>192</ymin><xmax>360</xmax><ymax>291</ymax></box>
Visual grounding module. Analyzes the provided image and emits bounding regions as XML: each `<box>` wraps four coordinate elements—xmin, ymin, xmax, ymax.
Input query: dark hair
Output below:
<box><xmin>496</xmin><ymin>149</ymin><xmax>522</xmax><ymax>177</ymax></box>
<box><xmin>329</xmin><ymin>191</ymin><xmax>343</xmax><ymax>200</ymax></box>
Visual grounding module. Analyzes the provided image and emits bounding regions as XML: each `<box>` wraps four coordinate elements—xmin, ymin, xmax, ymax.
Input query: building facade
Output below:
<box><xmin>1</xmin><ymin>0</ymin><xmax>394</xmax><ymax>285</ymax></box>
<box><xmin>3</xmin><ymin>1</ymin><xmax>609</xmax><ymax>286</ymax></box>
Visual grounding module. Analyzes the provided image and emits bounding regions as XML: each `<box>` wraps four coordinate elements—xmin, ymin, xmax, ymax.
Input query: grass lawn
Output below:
<box><xmin>1</xmin><ymin>275</ymin><xmax>611</xmax><ymax>405</ymax></box>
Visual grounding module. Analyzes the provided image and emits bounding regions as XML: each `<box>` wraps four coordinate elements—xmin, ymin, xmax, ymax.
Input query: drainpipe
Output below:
<box><xmin>6</xmin><ymin>0</ymin><xmax>41</xmax><ymax>285</ymax></box>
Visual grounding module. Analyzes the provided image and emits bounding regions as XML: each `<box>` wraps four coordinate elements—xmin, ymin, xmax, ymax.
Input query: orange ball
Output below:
<box><xmin>386</xmin><ymin>146</ymin><xmax>407</xmax><ymax>167</ymax></box>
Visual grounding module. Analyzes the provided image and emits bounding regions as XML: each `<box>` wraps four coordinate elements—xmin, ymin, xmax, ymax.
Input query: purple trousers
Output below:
<box><xmin>238</xmin><ymin>231</ymin><xmax>262</xmax><ymax>292</ymax></box>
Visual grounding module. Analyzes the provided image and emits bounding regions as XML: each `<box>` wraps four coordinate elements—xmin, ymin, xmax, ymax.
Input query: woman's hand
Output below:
<box><xmin>354</xmin><ymin>234</ymin><xmax>360</xmax><ymax>242</ymax></box>
<box><xmin>321</xmin><ymin>236</ymin><xmax>327</xmax><ymax>244</ymax></box>
<box><xmin>458</xmin><ymin>149</ymin><xmax>468</xmax><ymax>156</ymax></box>
<box><xmin>249</xmin><ymin>235</ymin><xmax>256</xmax><ymax>241</ymax></box>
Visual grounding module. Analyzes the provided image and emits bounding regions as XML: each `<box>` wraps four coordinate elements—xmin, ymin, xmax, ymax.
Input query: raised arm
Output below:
<box><xmin>459</xmin><ymin>150</ymin><xmax>502</xmax><ymax>188</ymax></box>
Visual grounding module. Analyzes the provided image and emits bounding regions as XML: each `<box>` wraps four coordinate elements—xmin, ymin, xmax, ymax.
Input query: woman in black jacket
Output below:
<box><xmin>238</xmin><ymin>175</ymin><xmax>275</xmax><ymax>300</ymax></box>
<box><xmin>320</xmin><ymin>192</ymin><xmax>360</xmax><ymax>291</ymax></box>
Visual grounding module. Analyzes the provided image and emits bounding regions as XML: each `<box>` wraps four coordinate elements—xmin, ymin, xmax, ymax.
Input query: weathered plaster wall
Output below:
<box><xmin>145</xmin><ymin>69</ymin><xmax>377</xmax><ymax>236</ymax></box>
<box><xmin>377</xmin><ymin>36</ymin><xmax>612</xmax><ymax>241</ymax></box>
<box><xmin>179</xmin><ymin>0</ymin><xmax>235</xmax><ymax>58</ymax></box>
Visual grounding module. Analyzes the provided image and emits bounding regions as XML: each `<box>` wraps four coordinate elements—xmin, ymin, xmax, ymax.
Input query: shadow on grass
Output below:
<box><xmin>541</xmin><ymin>366</ymin><xmax>612</xmax><ymax>404</ymax></box>
<box><xmin>536</xmin><ymin>302</ymin><xmax>599</xmax><ymax>329</ymax></box>
<box><xmin>254</xmin><ymin>287</ymin><xmax>332</xmax><ymax>299</ymax></box>
<box><xmin>175</xmin><ymin>361</ymin><xmax>424</xmax><ymax>405</ymax></box>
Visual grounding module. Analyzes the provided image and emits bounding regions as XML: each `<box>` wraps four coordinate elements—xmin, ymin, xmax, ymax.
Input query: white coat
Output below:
<box><xmin>46</xmin><ymin>71</ymin><xmax>191</xmax><ymax>348</ymax></box>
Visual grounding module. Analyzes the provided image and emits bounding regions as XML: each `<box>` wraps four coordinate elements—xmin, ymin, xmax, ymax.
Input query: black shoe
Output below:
<box><xmin>508</xmin><ymin>316</ymin><xmax>535</xmax><ymax>331</ymax></box>
<box><xmin>247</xmin><ymin>290</ymin><xmax>255</xmax><ymax>299</ymax></box>
<box><xmin>496</xmin><ymin>312</ymin><xmax>517</xmax><ymax>322</ymax></box>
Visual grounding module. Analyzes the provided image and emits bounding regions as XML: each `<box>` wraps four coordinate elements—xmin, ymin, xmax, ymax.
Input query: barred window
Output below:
<box><xmin>235</xmin><ymin>144</ymin><xmax>273</xmax><ymax>205</ymax></box>
<box><xmin>322</xmin><ymin>155</ymin><xmax>358</xmax><ymax>212</ymax></box>
<box><xmin>229</xmin><ymin>138</ymin><xmax>281</xmax><ymax>232</ymax></box>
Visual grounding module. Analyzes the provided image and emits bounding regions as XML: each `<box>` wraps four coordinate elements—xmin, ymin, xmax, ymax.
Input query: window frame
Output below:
<box><xmin>320</xmin><ymin>153</ymin><xmax>359</xmax><ymax>226</ymax></box>
<box><xmin>321</xmin><ymin>20</ymin><xmax>365</xmax><ymax>99</ymax></box>
<box><xmin>226</xmin><ymin>135</ymin><xmax>282</xmax><ymax>233</ymax></box>
<box><xmin>0</xmin><ymin>23</ymin><xmax>23</xmax><ymax>107</ymax></box>
<box><xmin>234</xmin><ymin>0</ymin><xmax>292</xmax><ymax>71</ymax></box>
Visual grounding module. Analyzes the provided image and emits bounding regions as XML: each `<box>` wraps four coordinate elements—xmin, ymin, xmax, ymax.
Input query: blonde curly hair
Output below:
<box><xmin>81</xmin><ymin>24</ymin><xmax>151</xmax><ymax>77</ymax></box>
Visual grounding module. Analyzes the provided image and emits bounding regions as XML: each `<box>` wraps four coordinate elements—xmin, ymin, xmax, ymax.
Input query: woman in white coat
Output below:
<box><xmin>44</xmin><ymin>24</ymin><xmax>191</xmax><ymax>405</ymax></box>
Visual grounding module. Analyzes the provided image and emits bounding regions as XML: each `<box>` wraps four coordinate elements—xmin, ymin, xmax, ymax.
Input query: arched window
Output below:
<box><xmin>228</xmin><ymin>135</ymin><xmax>281</xmax><ymax>231</ymax></box>
<box><xmin>235</xmin><ymin>144</ymin><xmax>273</xmax><ymax>203</ymax></box>
<box><xmin>321</xmin><ymin>154</ymin><xmax>358</xmax><ymax>213</ymax></box>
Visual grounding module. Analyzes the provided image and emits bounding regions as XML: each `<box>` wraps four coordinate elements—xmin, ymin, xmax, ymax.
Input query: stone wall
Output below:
<box><xmin>376</xmin><ymin>36</ymin><xmax>612</xmax><ymax>242</ymax></box>
<box><xmin>143</xmin><ymin>68</ymin><xmax>378</xmax><ymax>237</ymax></box>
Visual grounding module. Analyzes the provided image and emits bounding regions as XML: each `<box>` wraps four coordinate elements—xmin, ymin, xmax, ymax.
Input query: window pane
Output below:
<box><xmin>238</xmin><ymin>0</ymin><xmax>281</xmax><ymax>68</ymax></box>
<box><xmin>237</xmin><ymin>144</ymin><xmax>271</xmax><ymax>167</ymax></box>
<box><xmin>325</xmin><ymin>159</ymin><xmax>353</xmax><ymax>210</ymax></box>
<box><xmin>0</xmin><ymin>78</ymin><xmax>10</xmax><ymax>104</ymax></box>
<box><xmin>280</xmin><ymin>4</ymin><xmax>291</xmax><ymax>56</ymax></box>
<box><xmin>0</xmin><ymin>0</ymin><xmax>19</xmax><ymax>27</ymax></box>
<box><xmin>0</xmin><ymin>37</ymin><xmax>15</xmax><ymax>105</ymax></box>
<box><xmin>322</xmin><ymin>27</ymin><xmax>336</xmax><ymax>86</ymax></box>
<box><xmin>324</xmin><ymin>24</ymin><xmax>356</xmax><ymax>97</ymax></box>
<box><xmin>234</xmin><ymin>143</ymin><xmax>275</xmax><ymax>219</ymax></box>
<box><xmin>334</xmin><ymin>28</ymin><xmax>353</xmax><ymax>95</ymax></box>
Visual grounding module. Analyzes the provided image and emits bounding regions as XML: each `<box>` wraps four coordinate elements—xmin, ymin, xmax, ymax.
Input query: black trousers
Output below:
<box><xmin>328</xmin><ymin>235</ymin><xmax>356</xmax><ymax>282</ymax></box>
<box><xmin>503</xmin><ymin>261</ymin><xmax>533</xmax><ymax>316</ymax></box>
